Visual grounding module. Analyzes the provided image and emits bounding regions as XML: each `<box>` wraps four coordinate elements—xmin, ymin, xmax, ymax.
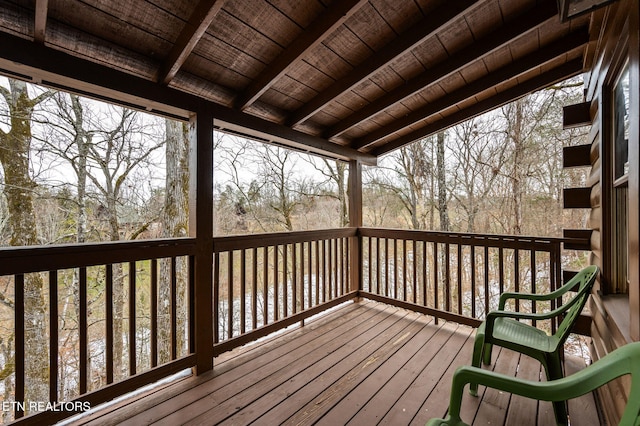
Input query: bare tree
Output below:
<box><xmin>0</xmin><ymin>78</ymin><xmax>53</xmax><ymax>407</ymax></box>
<box><xmin>158</xmin><ymin>119</ymin><xmax>189</xmax><ymax>362</ymax></box>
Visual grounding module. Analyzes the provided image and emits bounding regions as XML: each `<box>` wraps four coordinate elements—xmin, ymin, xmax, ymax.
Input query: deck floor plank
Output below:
<box><xmin>256</xmin><ymin>312</ymin><xmax>433</xmax><ymax>425</ymax></box>
<box><xmin>351</xmin><ymin>322</ymin><xmax>467</xmax><ymax>425</ymax></box>
<box><xmin>178</xmin><ymin>305</ymin><xmax>412</xmax><ymax>425</ymax></box>
<box><xmin>315</xmin><ymin>316</ymin><xmax>450</xmax><ymax>426</ymax></box>
<box><xmin>63</xmin><ymin>301</ymin><xmax>602</xmax><ymax>426</ymax></box>
<box><xmin>409</xmin><ymin>328</ymin><xmax>477</xmax><ymax>425</ymax></box>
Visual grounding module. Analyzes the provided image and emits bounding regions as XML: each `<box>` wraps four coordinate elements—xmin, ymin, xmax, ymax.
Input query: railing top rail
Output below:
<box><xmin>214</xmin><ymin>227</ymin><xmax>357</xmax><ymax>252</ymax></box>
<box><xmin>0</xmin><ymin>238</ymin><xmax>197</xmax><ymax>275</ymax></box>
<box><xmin>358</xmin><ymin>227</ymin><xmax>576</xmax><ymax>250</ymax></box>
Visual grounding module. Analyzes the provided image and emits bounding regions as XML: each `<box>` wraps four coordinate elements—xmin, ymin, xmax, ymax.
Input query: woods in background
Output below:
<box><xmin>0</xmin><ymin>76</ymin><xmax>589</xmax><ymax>417</ymax></box>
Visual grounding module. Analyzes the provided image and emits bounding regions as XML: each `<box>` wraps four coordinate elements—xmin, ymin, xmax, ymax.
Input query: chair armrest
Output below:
<box><xmin>498</xmin><ymin>286</ymin><xmax>571</xmax><ymax>309</ymax></box>
<box><xmin>445</xmin><ymin>347</ymin><xmax>636</xmax><ymax>424</ymax></box>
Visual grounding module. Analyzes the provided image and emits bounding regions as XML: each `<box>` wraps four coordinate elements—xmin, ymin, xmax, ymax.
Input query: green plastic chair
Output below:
<box><xmin>426</xmin><ymin>341</ymin><xmax>640</xmax><ymax>426</ymax></box>
<box><xmin>469</xmin><ymin>265</ymin><xmax>598</xmax><ymax>424</ymax></box>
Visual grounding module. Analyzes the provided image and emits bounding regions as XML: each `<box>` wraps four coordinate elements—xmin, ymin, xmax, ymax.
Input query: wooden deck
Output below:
<box><xmin>64</xmin><ymin>300</ymin><xmax>601</xmax><ymax>426</ymax></box>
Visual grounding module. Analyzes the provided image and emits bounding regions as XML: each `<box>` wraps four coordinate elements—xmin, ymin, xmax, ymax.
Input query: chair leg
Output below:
<box><xmin>545</xmin><ymin>353</ymin><xmax>568</xmax><ymax>426</ymax></box>
<box><xmin>482</xmin><ymin>343</ymin><xmax>493</xmax><ymax>365</ymax></box>
<box><xmin>469</xmin><ymin>332</ymin><xmax>485</xmax><ymax>397</ymax></box>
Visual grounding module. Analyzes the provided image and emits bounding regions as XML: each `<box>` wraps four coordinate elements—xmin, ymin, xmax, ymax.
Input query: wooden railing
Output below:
<box><xmin>211</xmin><ymin>228</ymin><xmax>357</xmax><ymax>354</ymax></box>
<box><xmin>359</xmin><ymin>228</ymin><xmax>564</xmax><ymax>329</ymax></box>
<box><xmin>0</xmin><ymin>239</ymin><xmax>197</xmax><ymax>424</ymax></box>
<box><xmin>0</xmin><ymin>227</ymin><xmax>581</xmax><ymax>424</ymax></box>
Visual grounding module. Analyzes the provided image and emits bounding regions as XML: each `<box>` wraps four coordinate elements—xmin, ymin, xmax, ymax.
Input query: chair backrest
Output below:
<box><xmin>553</xmin><ymin>265</ymin><xmax>598</xmax><ymax>344</ymax></box>
<box><xmin>586</xmin><ymin>342</ymin><xmax>640</xmax><ymax>425</ymax></box>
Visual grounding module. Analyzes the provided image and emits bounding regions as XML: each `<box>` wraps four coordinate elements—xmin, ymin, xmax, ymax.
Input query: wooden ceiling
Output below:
<box><xmin>0</xmin><ymin>0</ymin><xmax>596</xmax><ymax>162</ymax></box>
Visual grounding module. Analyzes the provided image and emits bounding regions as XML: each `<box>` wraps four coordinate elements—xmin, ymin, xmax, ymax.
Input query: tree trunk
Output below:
<box><xmin>0</xmin><ymin>79</ymin><xmax>50</xmax><ymax>407</ymax></box>
<box><xmin>436</xmin><ymin>132</ymin><xmax>450</xmax><ymax>231</ymax></box>
<box><xmin>510</xmin><ymin>100</ymin><xmax>525</xmax><ymax>235</ymax></box>
<box><xmin>159</xmin><ymin>120</ymin><xmax>189</xmax><ymax>362</ymax></box>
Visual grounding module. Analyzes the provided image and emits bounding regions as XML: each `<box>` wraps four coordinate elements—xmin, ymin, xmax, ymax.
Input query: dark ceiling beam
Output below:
<box><xmin>0</xmin><ymin>32</ymin><xmax>375</xmax><ymax>165</ymax></box>
<box><xmin>372</xmin><ymin>58</ymin><xmax>585</xmax><ymax>157</ymax></box>
<box><xmin>235</xmin><ymin>0</ymin><xmax>369</xmax><ymax>111</ymax></box>
<box><xmin>326</xmin><ymin>0</ymin><xmax>558</xmax><ymax>140</ymax></box>
<box><xmin>34</xmin><ymin>0</ymin><xmax>48</xmax><ymax>44</ymax></box>
<box><xmin>157</xmin><ymin>0</ymin><xmax>224</xmax><ymax>85</ymax></box>
<box><xmin>285</xmin><ymin>0</ymin><xmax>482</xmax><ymax>127</ymax></box>
<box><xmin>352</xmin><ymin>28</ymin><xmax>588</xmax><ymax>151</ymax></box>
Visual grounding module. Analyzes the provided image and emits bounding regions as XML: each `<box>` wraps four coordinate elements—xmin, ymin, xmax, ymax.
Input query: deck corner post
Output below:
<box><xmin>348</xmin><ymin>160</ymin><xmax>363</xmax><ymax>297</ymax></box>
<box><xmin>189</xmin><ymin>107</ymin><xmax>215</xmax><ymax>374</ymax></box>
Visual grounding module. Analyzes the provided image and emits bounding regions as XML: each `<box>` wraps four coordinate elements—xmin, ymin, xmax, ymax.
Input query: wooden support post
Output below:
<box><xmin>348</xmin><ymin>160</ymin><xmax>363</xmax><ymax>296</ymax></box>
<box><xmin>189</xmin><ymin>108</ymin><xmax>214</xmax><ymax>374</ymax></box>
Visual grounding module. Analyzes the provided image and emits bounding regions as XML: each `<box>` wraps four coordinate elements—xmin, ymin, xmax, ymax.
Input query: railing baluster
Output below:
<box><xmin>531</xmin><ymin>250</ymin><xmax>537</xmax><ymax>327</ymax></box>
<box><xmin>434</xmin><ymin>242</ymin><xmax>439</xmax><ymax>314</ymax></box>
<box><xmin>315</xmin><ymin>240</ymin><xmax>320</xmax><ymax>306</ymax></box>
<box><xmin>214</xmin><ymin>252</ymin><xmax>220</xmax><ymax>343</ymax></box>
<box><xmin>402</xmin><ymin>239</ymin><xmax>407</xmax><ymax>301</ymax></box>
<box><xmin>393</xmin><ymin>239</ymin><xmax>398</xmax><ymax>300</ymax></box>
<box><xmin>331</xmin><ymin>238</ymin><xmax>335</xmax><ymax>299</ymax></box>
<box><xmin>263</xmin><ymin>246</ymin><xmax>268</xmax><ymax>325</ymax></box>
<box><xmin>151</xmin><ymin>259</ymin><xmax>158</xmax><ymax>367</ymax></box>
<box><xmin>274</xmin><ymin>245</ymin><xmax>279</xmax><ymax>321</ymax></box>
<box><xmin>470</xmin><ymin>246</ymin><xmax>476</xmax><ymax>318</ymax></box>
<box><xmin>283</xmin><ymin>244</ymin><xmax>288</xmax><ymax>317</ymax></box>
<box><xmin>49</xmin><ymin>270</ymin><xmax>58</xmax><ymax>403</ymax></box>
<box><xmin>457</xmin><ymin>244</ymin><xmax>462</xmax><ymax>315</ymax></box>
<box><xmin>321</xmin><ymin>240</ymin><xmax>327</xmax><ymax>303</ymax></box>
<box><xmin>499</xmin><ymin>247</ymin><xmax>505</xmax><ymax>295</ymax></box>
<box><xmin>252</xmin><ymin>247</ymin><xmax>258</xmax><ymax>330</ymax></box>
<box><xmin>376</xmin><ymin>238</ymin><xmax>381</xmax><ymax>295</ymax></box>
<box><xmin>227</xmin><ymin>251</ymin><xmax>233</xmax><ymax>339</ymax></box>
<box><xmin>307</xmin><ymin>241</ymin><xmax>312</xmax><ymax>309</ymax></box>
<box><xmin>292</xmin><ymin>243</ymin><xmax>298</xmax><ymax>313</ymax></box>
<box><xmin>80</xmin><ymin>266</ymin><xmax>88</xmax><ymax>393</ymax></box>
<box><xmin>171</xmin><ymin>257</ymin><xmax>177</xmax><ymax>360</ymax></box>
<box><xmin>15</xmin><ymin>274</ymin><xmax>24</xmax><ymax>419</ymax></box>
<box><xmin>445</xmin><ymin>243</ymin><xmax>451</xmax><ymax>312</ymax></box>
<box><xmin>422</xmin><ymin>240</ymin><xmax>427</xmax><ymax>307</ymax></box>
<box><xmin>514</xmin><ymin>249</ymin><xmax>520</xmax><ymax>312</ymax></box>
<box><xmin>106</xmin><ymin>264</ymin><xmax>114</xmax><ymax>384</ymax></box>
<box><xmin>412</xmin><ymin>240</ymin><xmax>417</xmax><ymax>304</ymax></box>
<box><xmin>189</xmin><ymin>255</ymin><xmax>196</xmax><ymax>354</ymax></box>
<box><xmin>484</xmin><ymin>246</ymin><xmax>489</xmax><ymax>316</ymax></box>
<box><xmin>241</xmin><ymin>249</ymin><xmax>246</xmax><ymax>333</ymax></box>
<box><xmin>129</xmin><ymin>261</ymin><xmax>136</xmax><ymax>376</ymax></box>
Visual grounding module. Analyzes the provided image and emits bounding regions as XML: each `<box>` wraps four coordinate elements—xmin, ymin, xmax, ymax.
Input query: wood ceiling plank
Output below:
<box><xmin>57</xmin><ymin>0</ymin><xmax>181</xmax><ymax>47</ymax></box>
<box><xmin>436</xmin><ymin>15</ymin><xmax>474</xmax><ymax>56</ymax></box>
<box><xmin>223</xmin><ymin>0</ymin><xmax>299</xmax><ymax>47</ymax></box>
<box><xmin>266</xmin><ymin>0</ymin><xmax>326</xmax><ymax>27</ymax></box>
<box><xmin>204</xmin><ymin>11</ymin><xmax>281</xmax><ymax>65</ymax></box>
<box><xmin>321</xmin><ymin>22</ymin><xmax>372</xmax><ymax>67</ymax></box>
<box><xmin>235</xmin><ymin>0</ymin><xmax>368</xmax><ymax>110</ymax></box>
<box><xmin>464</xmin><ymin>0</ymin><xmax>503</xmax><ymax>40</ymax></box>
<box><xmin>0</xmin><ymin>1</ymin><xmax>33</xmax><ymax>37</ymax></box>
<box><xmin>372</xmin><ymin>58</ymin><xmax>584</xmax><ymax>156</ymax></box>
<box><xmin>353</xmin><ymin>28</ymin><xmax>588</xmax><ymax>150</ymax></box>
<box><xmin>302</xmin><ymin>43</ymin><xmax>354</xmax><ymax>85</ymax></box>
<box><xmin>286</xmin><ymin>0</ymin><xmax>483</xmax><ymax>127</ymax></box>
<box><xmin>182</xmin><ymin>54</ymin><xmax>250</xmax><ymax>92</ymax></box>
<box><xmin>325</xmin><ymin>0</ymin><xmax>557</xmax><ymax>138</ymax></box>
<box><xmin>157</xmin><ymin>0</ymin><xmax>224</xmax><ymax>85</ymax></box>
<box><xmin>344</xmin><ymin>3</ymin><xmax>395</xmax><ymax>52</ymax></box>
<box><xmin>370</xmin><ymin>0</ymin><xmax>424</xmax><ymax>34</ymax></box>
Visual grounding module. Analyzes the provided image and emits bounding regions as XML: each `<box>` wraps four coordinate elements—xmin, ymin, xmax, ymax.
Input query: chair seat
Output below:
<box><xmin>488</xmin><ymin>317</ymin><xmax>558</xmax><ymax>354</ymax></box>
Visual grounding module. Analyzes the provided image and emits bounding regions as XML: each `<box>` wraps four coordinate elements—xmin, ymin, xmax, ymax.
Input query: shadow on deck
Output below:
<box><xmin>63</xmin><ymin>301</ymin><xmax>601</xmax><ymax>425</ymax></box>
